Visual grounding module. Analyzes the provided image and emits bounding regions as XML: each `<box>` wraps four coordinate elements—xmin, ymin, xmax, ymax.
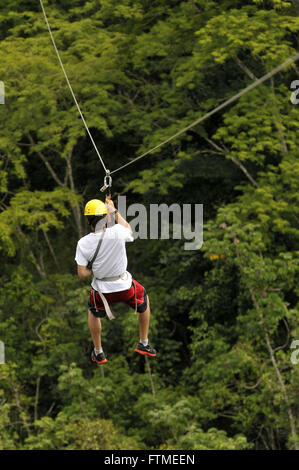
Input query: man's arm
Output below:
<box><xmin>115</xmin><ymin>211</ymin><xmax>133</xmax><ymax>236</ymax></box>
<box><xmin>77</xmin><ymin>265</ymin><xmax>92</xmax><ymax>279</ymax></box>
<box><xmin>106</xmin><ymin>197</ymin><xmax>133</xmax><ymax>235</ymax></box>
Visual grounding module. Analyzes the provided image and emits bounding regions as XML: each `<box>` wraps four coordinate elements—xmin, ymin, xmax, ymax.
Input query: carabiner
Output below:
<box><xmin>100</xmin><ymin>170</ymin><xmax>112</xmax><ymax>193</ymax></box>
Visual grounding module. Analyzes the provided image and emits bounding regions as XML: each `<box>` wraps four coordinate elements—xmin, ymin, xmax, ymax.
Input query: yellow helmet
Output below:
<box><xmin>84</xmin><ymin>199</ymin><xmax>107</xmax><ymax>216</ymax></box>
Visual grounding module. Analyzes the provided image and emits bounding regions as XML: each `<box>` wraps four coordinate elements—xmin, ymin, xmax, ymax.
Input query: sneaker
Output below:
<box><xmin>135</xmin><ymin>341</ymin><xmax>156</xmax><ymax>357</ymax></box>
<box><xmin>91</xmin><ymin>349</ymin><xmax>107</xmax><ymax>365</ymax></box>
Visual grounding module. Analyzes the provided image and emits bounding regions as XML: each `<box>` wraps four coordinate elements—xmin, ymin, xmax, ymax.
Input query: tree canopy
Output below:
<box><xmin>0</xmin><ymin>0</ymin><xmax>298</xmax><ymax>450</ymax></box>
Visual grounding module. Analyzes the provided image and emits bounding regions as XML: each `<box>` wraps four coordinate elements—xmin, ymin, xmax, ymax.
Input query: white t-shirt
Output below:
<box><xmin>75</xmin><ymin>224</ymin><xmax>134</xmax><ymax>293</ymax></box>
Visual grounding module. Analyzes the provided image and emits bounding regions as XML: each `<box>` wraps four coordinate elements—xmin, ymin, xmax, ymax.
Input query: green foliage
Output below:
<box><xmin>0</xmin><ymin>402</ymin><xmax>17</xmax><ymax>450</ymax></box>
<box><xmin>0</xmin><ymin>0</ymin><xmax>298</xmax><ymax>451</ymax></box>
<box><xmin>0</xmin><ymin>188</ymin><xmax>80</xmax><ymax>255</ymax></box>
<box><xmin>168</xmin><ymin>426</ymin><xmax>252</xmax><ymax>450</ymax></box>
<box><xmin>24</xmin><ymin>413</ymin><xmax>139</xmax><ymax>450</ymax></box>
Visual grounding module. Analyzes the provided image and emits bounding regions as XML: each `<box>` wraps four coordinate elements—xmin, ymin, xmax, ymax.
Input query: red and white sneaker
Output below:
<box><xmin>134</xmin><ymin>341</ymin><xmax>156</xmax><ymax>357</ymax></box>
<box><xmin>91</xmin><ymin>349</ymin><xmax>107</xmax><ymax>365</ymax></box>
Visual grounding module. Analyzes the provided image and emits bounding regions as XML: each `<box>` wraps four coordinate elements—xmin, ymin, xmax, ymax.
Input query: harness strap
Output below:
<box><xmin>92</xmin><ymin>279</ymin><xmax>137</xmax><ymax>320</ymax></box>
<box><xmin>92</xmin><ymin>287</ymin><xmax>115</xmax><ymax>320</ymax></box>
<box><xmin>93</xmin><ymin>272</ymin><xmax>126</xmax><ymax>320</ymax></box>
<box><xmin>132</xmin><ymin>280</ymin><xmax>137</xmax><ymax>315</ymax></box>
<box><xmin>95</xmin><ymin>289</ymin><xmax>115</xmax><ymax>321</ymax></box>
<box><xmin>87</xmin><ymin>229</ymin><xmax>105</xmax><ymax>270</ymax></box>
<box><xmin>97</xmin><ymin>272</ymin><xmax>126</xmax><ymax>282</ymax></box>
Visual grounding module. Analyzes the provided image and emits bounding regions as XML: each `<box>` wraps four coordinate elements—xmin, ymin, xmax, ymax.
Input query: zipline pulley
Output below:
<box><xmin>100</xmin><ymin>170</ymin><xmax>112</xmax><ymax>195</ymax></box>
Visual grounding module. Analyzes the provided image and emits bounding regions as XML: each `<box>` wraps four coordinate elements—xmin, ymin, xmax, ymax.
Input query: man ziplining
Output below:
<box><xmin>75</xmin><ymin>198</ymin><xmax>156</xmax><ymax>365</ymax></box>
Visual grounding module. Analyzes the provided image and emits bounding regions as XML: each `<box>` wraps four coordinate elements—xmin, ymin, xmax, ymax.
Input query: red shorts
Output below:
<box><xmin>88</xmin><ymin>279</ymin><xmax>148</xmax><ymax>318</ymax></box>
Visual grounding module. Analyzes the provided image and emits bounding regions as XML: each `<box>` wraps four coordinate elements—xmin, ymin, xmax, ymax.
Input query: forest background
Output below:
<box><xmin>0</xmin><ymin>0</ymin><xmax>298</xmax><ymax>451</ymax></box>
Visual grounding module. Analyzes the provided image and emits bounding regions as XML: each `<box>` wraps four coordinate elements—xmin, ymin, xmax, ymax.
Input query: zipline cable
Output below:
<box><xmin>39</xmin><ymin>0</ymin><xmax>108</xmax><ymax>174</ymax></box>
<box><xmin>110</xmin><ymin>52</ymin><xmax>299</xmax><ymax>175</ymax></box>
<box><xmin>39</xmin><ymin>0</ymin><xmax>299</xmax><ymax>180</ymax></box>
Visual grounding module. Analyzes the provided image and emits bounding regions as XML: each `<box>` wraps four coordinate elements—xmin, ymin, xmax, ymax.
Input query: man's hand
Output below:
<box><xmin>104</xmin><ymin>196</ymin><xmax>133</xmax><ymax>234</ymax></box>
<box><xmin>105</xmin><ymin>197</ymin><xmax>116</xmax><ymax>213</ymax></box>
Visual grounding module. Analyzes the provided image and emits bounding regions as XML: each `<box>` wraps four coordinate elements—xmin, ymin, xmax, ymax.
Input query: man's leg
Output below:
<box><xmin>88</xmin><ymin>309</ymin><xmax>107</xmax><ymax>364</ymax></box>
<box><xmin>88</xmin><ymin>309</ymin><xmax>102</xmax><ymax>350</ymax></box>
<box><xmin>135</xmin><ymin>295</ymin><xmax>156</xmax><ymax>356</ymax></box>
<box><xmin>138</xmin><ymin>295</ymin><xmax>150</xmax><ymax>341</ymax></box>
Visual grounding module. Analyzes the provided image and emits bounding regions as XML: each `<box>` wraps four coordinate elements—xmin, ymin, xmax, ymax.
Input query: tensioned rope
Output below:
<box><xmin>40</xmin><ymin>0</ymin><xmax>299</xmax><ymax>179</ymax></box>
<box><xmin>39</xmin><ymin>0</ymin><xmax>108</xmax><ymax>174</ymax></box>
<box><xmin>110</xmin><ymin>52</ymin><xmax>299</xmax><ymax>175</ymax></box>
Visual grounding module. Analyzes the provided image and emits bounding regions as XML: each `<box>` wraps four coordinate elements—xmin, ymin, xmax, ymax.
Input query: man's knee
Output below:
<box><xmin>88</xmin><ymin>299</ymin><xmax>106</xmax><ymax>318</ymax></box>
<box><xmin>137</xmin><ymin>292</ymin><xmax>149</xmax><ymax>313</ymax></box>
<box><xmin>137</xmin><ymin>295</ymin><xmax>150</xmax><ymax>314</ymax></box>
